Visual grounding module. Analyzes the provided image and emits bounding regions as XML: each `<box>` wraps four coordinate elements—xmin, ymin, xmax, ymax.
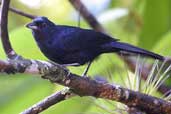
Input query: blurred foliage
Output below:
<box><xmin>0</xmin><ymin>0</ymin><xmax>171</xmax><ymax>114</ymax></box>
<box><xmin>139</xmin><ymin>0</ymin><xmax>171</xmax><ymax>50</ymax></box>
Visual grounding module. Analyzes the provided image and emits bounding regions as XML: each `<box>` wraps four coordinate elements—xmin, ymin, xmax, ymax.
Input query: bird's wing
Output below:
<box><xmin>53</xmin><ymin>25</ymin><xmax>118</xmax><ymax>52</ymax></box>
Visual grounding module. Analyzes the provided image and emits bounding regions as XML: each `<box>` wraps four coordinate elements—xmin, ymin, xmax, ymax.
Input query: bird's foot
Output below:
<box><xmin>81</xmin><ymin>73</ymin><xmax>92</xmax><ymax>81</ymax></box>
<box><xmin>82</xmin><ymin>74</ymin><xmax>88</xmax><ymax>77</ymax></box>
<box><xmin>47</xmin><ymin>61</ymin><xmax>68</xmax><ymax>71</ymax></box>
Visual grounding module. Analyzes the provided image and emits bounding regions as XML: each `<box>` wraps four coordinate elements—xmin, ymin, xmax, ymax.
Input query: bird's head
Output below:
<box><xmin>26</xmin><ymin>16</ymin><xmax>55</xmax><ymax>31</ymax></box>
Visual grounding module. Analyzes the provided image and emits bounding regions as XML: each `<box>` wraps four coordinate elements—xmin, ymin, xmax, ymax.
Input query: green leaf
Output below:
<box><xmin>139</xmin><ymin>0</ymin><xmax>171</xmax><ymax>49</ymax></box>
<box><xmin>0</xmin><ymin>75</ymin><xmax>53</xmax><ymax>114</ymax></box>
<box><xmin>152</xmin><ymin>31</ymin><xmax>171</xmax><ymax>56</ymax></box>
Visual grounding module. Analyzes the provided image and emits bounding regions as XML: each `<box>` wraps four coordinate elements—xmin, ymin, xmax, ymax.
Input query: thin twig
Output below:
<box><xmin>21</xmin><ymin>89</ymin><xmax>75</xmax><ymax>114</ymax></box>
<box><xmin>9</xmin><ymin>7</ymin><xmax>37</xmax><ymax>19</ymax></box>
<box><xmin>69</xmin><ymin>0</ymin><xmax>105</xmax><ymax>32</ymax></box>
<box><xmin>0</xmin><ymin>0</ymin><xmax>17</xmax><ymax>58</ymax></box>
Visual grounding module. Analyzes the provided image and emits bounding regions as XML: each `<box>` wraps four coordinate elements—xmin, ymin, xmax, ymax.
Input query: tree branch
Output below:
<box><xmin>0</xmin><ymin>59</ymin><xmax>171</xmax><ymax>114</ymax></box>
<box><xmin>0</xmin><ymin>0</ymin><xmax>17</xmax><ymax>58</ymax></box>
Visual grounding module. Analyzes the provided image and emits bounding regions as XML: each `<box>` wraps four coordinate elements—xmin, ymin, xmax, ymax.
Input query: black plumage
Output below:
<box><xmin>26</xmin><ymin>17</ymin><xmax>164</xmax><ymax>75</ymax></box>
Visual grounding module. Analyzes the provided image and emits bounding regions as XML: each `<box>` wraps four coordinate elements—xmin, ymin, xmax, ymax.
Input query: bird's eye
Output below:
<box><xmin>41</xmin><ymin>22</ymin><xmax>47</xmax><ymax>27</ymax></box>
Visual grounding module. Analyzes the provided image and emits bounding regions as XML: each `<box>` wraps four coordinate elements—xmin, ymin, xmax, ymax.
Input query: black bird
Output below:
<box><xmin>26</xmin><ymin>17</ymin><xmax>164</xmax><ymax>76</ymax></box>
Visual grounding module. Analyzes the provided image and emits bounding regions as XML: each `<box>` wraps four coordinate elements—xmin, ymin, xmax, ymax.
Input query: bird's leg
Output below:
<box><xmin>61</xmin><ymin>63</ymin><xmax>81</xmax><ymax>67</ymax></box>
<box><xmin>48</xmin><ymin>60</ymin><xmax>60</xmax><ymax>66</ymax></box>
<box><xmin>82</xmin><ymin>61</ymin><xmax>92</xmax><ymax>77</ymax></box>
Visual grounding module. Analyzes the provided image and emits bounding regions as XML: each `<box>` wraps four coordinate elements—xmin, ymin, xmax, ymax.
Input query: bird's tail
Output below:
<box><xmin>104</xmin><ymin>42</ymin><xmax>164</xmax><ymax>61</ymax></box>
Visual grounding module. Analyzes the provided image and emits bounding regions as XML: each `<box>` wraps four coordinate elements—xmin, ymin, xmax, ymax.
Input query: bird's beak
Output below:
<box><xmin>26</xmin><ymin>22</ymin><xmax>38</xmax><ymax>30</ymax></box>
